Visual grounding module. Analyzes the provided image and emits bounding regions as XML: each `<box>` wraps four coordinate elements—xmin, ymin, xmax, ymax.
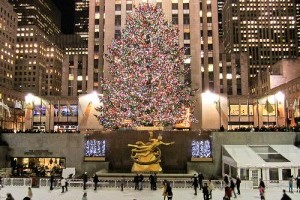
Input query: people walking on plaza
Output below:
<box><xmin>208</xmin><ymin>179</ymin><xmax>215</xmax><ymax>199</ymax></box>
<box><xmin>296</xmin><ymin>174</ymin><xmax>300</xmax><ymax>192</ymax></box>
<box><xmin>153</xmin><ymin>173</ymin><xmax>157</xmax><ymax>190</ymax></box>
<box><xmin>288</xmin><ymin>175</ymin><xmax>294</xmax><ymax>193</ymax></box>
<box><xmin>224</xmin><ymin>174</ymin><xmax>229</xmax><ymax>186</ymax></box>
<box><xmin>83</xmin><ymin>172</ymin><xmax>88</xmax><ymax>190</ymax></box>
<box><xmin>65</xmin><ymin>177</ymin><xmax>69</xmax><ymax>192</ymax></box>
<box><xmin>162</xmin><ymin>180</ymin><xmax>167</xmax><ymax>200</ymax></box>
<box><xmin>6</xmin><ymin>193</ymin><xmax>15</xmax><ymax>200</ymax></box>
<box><xmin>192</xmin><ymin>174</ymin><xmax>199</xmax><ymax>195</ymax></box>
<box><xmin>166</xmin><ymin>181</ymin><xmax>173</xmax><ymax>200</ymax></box>
<box><xmin>149</xmin><ymin>173</ymin><xmax>155</xmax><ymax>190</ymax></box>
<box><xmin>82</xmin><ymin>192</ymin><xmax>88</xmax><ymax>200</ymax></box>
<box><xmin>134</xmin><ymin>174</ymin><xmax>139</xmax><ymax>190</ymax></box>
<box><xmin>236</xmin><ymin>176</ymin><xmax>241</xmax><ymax>195</ymax></box>
<box><xmin>198</xmin><ymin>172</ymin><xmax>204</xmax><ymax>190</ymax></box>
<box><xmin>230</xmin><ymin>178</ymin><xmax>237</xmax><ymax>198</ymax></box>
<box><xmin>224</xmin><ymin>185</ymin><xmax>232</xmax><ymax>200</ymax></box>
<box><xmin>50</xmin><ymin>172</ymin><xmax>54</xmax><ymax>190</ymax></box>
<box><xmin>259</xmin><ymin>179</ymin><xmax>266</xmax><ymax>200</ymax></box>
<box><xmin>202</xmin><ymin>182</ymin><xmax>209</xmax><ymax>200</ymax></box>
<box><xmin>93</xmin><ymin>173</ymin><xmax>99</xmax><ymax>191</ymax></box>
<box><xmin>27</xmin><ymin>187</ymin><xmax>33</xmax><ymax>199</ymax></box>
<box><xmin>138</xmin><ymin>174</ymin><xmax>144</xmax><ymax>190</ymax></box>
<box><xmin>281</xmin><ymin>189</ymin><xmax>292</xmax><ymax>200</ymax></box>
<box><xmin>60</xmin><ymin>177</ymin><xmax>66</xmax><ymax>193</ymax></box>
<box><xmin>120</xmin><ymin>176</ymin><xmax>125</xmax><ymax>191</ymax></box>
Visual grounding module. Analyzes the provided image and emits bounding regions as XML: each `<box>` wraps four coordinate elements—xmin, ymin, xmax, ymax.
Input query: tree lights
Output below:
<box><xmin>96</xmin><ymin>4</ymin><xmax>194</xmax><ymax>129</ymax></box>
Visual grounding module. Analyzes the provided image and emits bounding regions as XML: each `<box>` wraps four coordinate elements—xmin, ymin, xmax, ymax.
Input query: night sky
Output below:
<box><xmin>52</xmin><ymin>0</ymin><xmax>75</xmax><ymax>34</ymax></box>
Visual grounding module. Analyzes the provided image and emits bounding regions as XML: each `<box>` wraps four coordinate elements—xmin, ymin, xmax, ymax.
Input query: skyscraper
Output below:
<box><xmin>217</xmin><ymin>0</ymin><xmax>224</xmax><ymax>38</ymax></box>
<box><xmin>56</xmin><ymin>34</ymin><xmax>88</xmax><ymax>96</ymax></box>
<box><xmin>223</xmin><ymin>0</ymin><xmax>298</xmax><ymax>84</ymax></box>
<box><xmin>296</xmin><ymin>0</ymin><xmax>300</xmax><ymax>55</ymax></box>
<box><xmin>74</xmin><ymin>0</ymin><xmax>89</xmax><ymax>41</ymax></box>
<box><xmin>0</xmin><ymin>0</ymin><xmax>17</xmax><ymax>89</ymax></box>
<box><xmin>8</xmin><ymin>0</ymin><xmax>61</xmax><ymax>35</ymax></box>
<box><xmin>9</xmin><ymin>0</ymin><xmax>63</xmax><ymax>96</ymax></box>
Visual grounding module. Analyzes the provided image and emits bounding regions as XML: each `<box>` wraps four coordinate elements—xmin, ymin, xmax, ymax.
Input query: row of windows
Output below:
<box><xmin>172</xmin><ymin>3</ymin><xmax>189</xmax><ymax>10</ymax></box>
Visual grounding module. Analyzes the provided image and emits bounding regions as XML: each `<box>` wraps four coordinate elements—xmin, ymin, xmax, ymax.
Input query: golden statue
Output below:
<box><xmin>128</xmin><ymin>131</ymin><xmax>174</xmax><ymax>172</ymax></box>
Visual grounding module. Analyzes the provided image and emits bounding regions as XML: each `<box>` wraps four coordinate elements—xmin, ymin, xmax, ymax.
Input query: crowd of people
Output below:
<box><xmin>224</xmin><ymin>125</ymin><xmax>300</xmax><ymax>133</ymax></box>
<box><xmin>2</xmin><ymin>172</ymin><xmax>300</xmax><ymax>200</ymax></box>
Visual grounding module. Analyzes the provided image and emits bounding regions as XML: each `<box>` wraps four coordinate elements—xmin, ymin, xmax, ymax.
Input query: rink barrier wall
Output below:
<box><xmin>1</xmin><ymin>178</ymin><xmax>295</xmax><ymax>191</ymax></box>
<box><xmin>1</xmin><ymin>178</ymin><xmax>32</xmax><ymax>187</ymax></box>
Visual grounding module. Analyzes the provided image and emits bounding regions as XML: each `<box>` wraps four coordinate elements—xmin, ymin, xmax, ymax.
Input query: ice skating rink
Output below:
<box><xmin>0</xmin><ymin>186</ymin><xmax>299</xmax><ymax>200</ymax></box>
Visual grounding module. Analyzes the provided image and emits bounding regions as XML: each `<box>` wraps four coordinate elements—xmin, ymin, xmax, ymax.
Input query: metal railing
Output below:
<box><xmin>38</xmin><ymin>178</ymin><xmax>245</xmax><ymax>189</ymax></box>
<box><xmin>2</xmin><ymin>178</ymin><xmax>32</xmax><ymax>187</ymax></box>
<box><xmin>2</xmin><ymin>177</ymin><xmax>295</xmax><ymax>191</ymax></box>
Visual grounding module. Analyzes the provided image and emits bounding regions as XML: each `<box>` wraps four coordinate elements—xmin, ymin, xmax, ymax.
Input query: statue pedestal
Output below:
<box><xmin>131</xmin><ymin>163</ymin><xmax>162</xmax><ymax>172</ymax></box>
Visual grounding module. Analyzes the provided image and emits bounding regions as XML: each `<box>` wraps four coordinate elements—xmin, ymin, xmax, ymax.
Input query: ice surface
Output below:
<box><xmin>0</xmin><ymin>186</ymin><xmax>299</xmax><ymax>200</ymax></box>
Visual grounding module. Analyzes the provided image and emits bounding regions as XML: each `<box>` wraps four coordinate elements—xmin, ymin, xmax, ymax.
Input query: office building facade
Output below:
<box><xmin>8</xmin><ymin>0</ymin><xmax>61</xmax><ymax>35</ymax></box>
<box><xmin>14</xmin><ymin>25</ymin><xmax>63</xmax><ymax>96</ymax></box>
<box><xmin>0</xmin><ymin>0</ymin><xmax>17</xmax><ymax>89</ymax></box>
<box><xmin>296</xmin><ymin>0</ymin><xmax>300</xmax><ymax>55</ymax></box>
<box><xmin>223</xmin><ymin>0</ymin><xmax>298</xmax><ymax>84</ymax></box>
<box><xmin>56</xmin><ymin>34</ymin><xmax>88</xmax><ymax>96</ymax></box>
<box><xmin>75</xmin><ymin>0</ymin><xmax>89</xmax><ymax>41</ymax></box>
<box><xmin>9</xmin><ymin>0</ymin><xmax>63</xmax><ymax>96</ymax></box>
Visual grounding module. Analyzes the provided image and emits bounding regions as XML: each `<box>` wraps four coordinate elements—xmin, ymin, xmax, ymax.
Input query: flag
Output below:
<box><xmin>0</xmin><ymin>99</ymin><xmax>11</xmax><ymax>117</ymax></box>
<box><xmin>294</xmin><ymin>99</ymin><xmax>299</xmax><ymax>117</ymax></box>
<box><xmin>293</xmin><ymin>99</ymin><xmax>298</xmax><ymax>111</ymax></box>
<box><xmin>264</xmin><ymin>99</ymin><xmax>274</xmax><ymax>113</ymax></box>
<box><xmin>14</xmin><ymin>100</ymin><xmax>22</xmax><ymax>109</ymax></box>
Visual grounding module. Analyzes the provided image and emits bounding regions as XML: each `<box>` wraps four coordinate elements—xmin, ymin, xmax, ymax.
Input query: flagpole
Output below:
<box><xmin>267</xmin><ymin>97</ymin><xmax>270</xmax><ymax>127</ymax></box>
<box><xmin>49</xmin><ymin>100</ymin><xmax>51</xmax><ymax>133</ymax></box>
<box><xmin>238</xmin><ymin>98</ymin><xmax>241</xmax><ymax>129</ymax></box>
<box><xmin>40</xmin><ymin>97</ymin><xmax>42</xmax><ymax>133</ymax></box>
<box><xmin>275</xmin><ymin>95</ymin><xmax>278</xmax><ymax>126</ymax></box>
<box><xmin>256</xmin><ymin>98</ymin><xmax>259</xmax><ymax>127</ymax></box>
<box><xmin>228</xmin><ymin>98</ymin><xmax>231</xmax><ymax>130</ymax></box>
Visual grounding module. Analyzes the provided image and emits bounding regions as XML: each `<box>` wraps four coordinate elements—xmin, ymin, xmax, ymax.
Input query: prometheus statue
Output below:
<box><xmin>128</xmin><ymin>131</ymin><xmax>174</xmax><ymax>172</ymax></box>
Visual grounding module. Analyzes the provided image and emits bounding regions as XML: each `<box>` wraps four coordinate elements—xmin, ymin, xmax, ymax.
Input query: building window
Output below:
<box><xmin>172</xmin><ymin>3</ymin><xmax>178</xmax><ymax>10</ymax></box>
<box><xmin>172</xmin><ymin>14</ymin><xmax>178</xmax><ymax>25</ymax></box>
<box><xmin>183</xmin><ymin>3</ymin><xmax>189</xmax><ymax>10</ymax></box>
<box><xmin>269</xmin><ymin>168</ymin><xmax>279</xmax><ymax>180</ymax></box>
<box><xmin>183</xmin><ymin>14</ymin><xmax>190</xmax><ymax>25</ymax></box>
<box><xmin>115</xmin><ymin>15</ymin><xmax>121</xmax><ymax>26</ymax></box>
<box><xmin>184</xmin><ymin>32</ymin><xmax>190</xmax><ymax>40</ymax></box>
<box><xmin>126</xmin><ymin>4</ymin><xmax>132</xmax><ymax>11</ymax></box>
<box><xmin>115</xmin><ymin>4</ymin><xmax>121</xmax><ymax>11</ymax></box>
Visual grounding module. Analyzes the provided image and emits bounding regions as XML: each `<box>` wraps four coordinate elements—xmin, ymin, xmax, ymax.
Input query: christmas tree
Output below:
<box><xmin>96</xmin><ymin>3</ymin><xmax>193</xmax><ymax>129</ymax></box>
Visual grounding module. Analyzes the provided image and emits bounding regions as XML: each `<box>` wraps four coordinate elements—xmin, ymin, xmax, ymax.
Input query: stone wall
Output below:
<box><xmin>1</xmin><ymin>131</ymin><xmax>299</xmax><ymax>177</ymax></box>
<box><xmin>0</xmin><ymin>133</ymin><xmax>108</xmax><ymax>175</ymax></box>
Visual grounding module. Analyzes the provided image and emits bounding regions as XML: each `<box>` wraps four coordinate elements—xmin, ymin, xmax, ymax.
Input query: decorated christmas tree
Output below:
<box><xmin>96</xmin><ymin>4</ymin><xmax>193</xmax><ymax>129</ymax></box>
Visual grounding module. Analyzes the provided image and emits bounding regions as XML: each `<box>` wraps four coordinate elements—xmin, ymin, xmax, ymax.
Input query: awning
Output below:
<box><xmin>223</xmin><ymin>145</ymin><xmax>300</xmax><ymax>168</ymax></box>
